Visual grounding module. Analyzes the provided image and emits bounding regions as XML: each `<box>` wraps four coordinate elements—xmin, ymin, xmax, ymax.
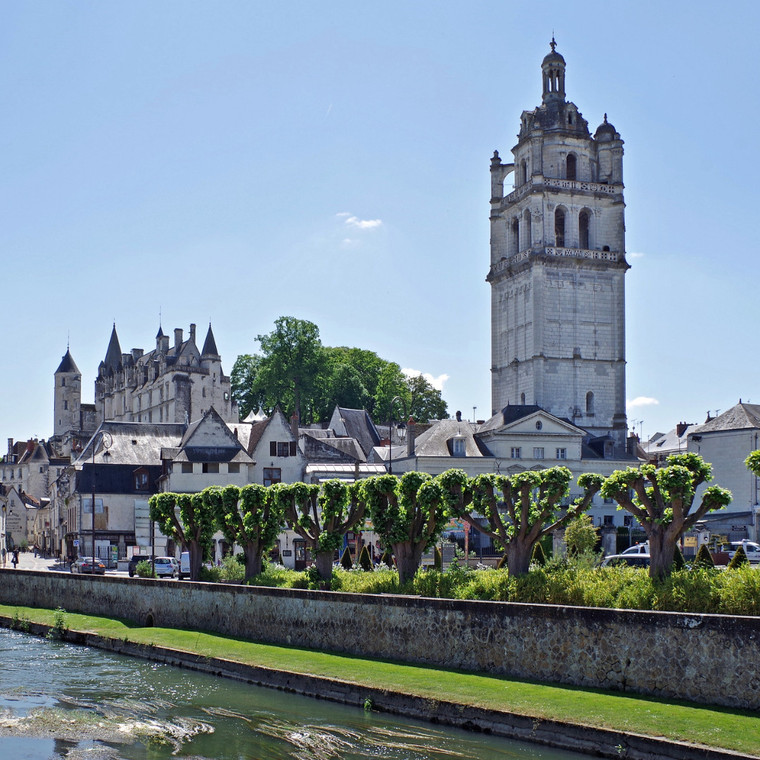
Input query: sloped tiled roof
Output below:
<box><xmin>412</xmin><ymin>419</ymin><xmax>488</xmax><ymax>457</ymax></box>
<box><xmin>330</xmin><ymin>407</ymin><xmax>381</xmax><ymax>457</ymax></box>
<box><xmin>76</xmin><ymin>422</ymin><xmax>185</xmax><ymax>466</ymax></box>
<box><xmin>691</xmin><ymin>403</ymin><xmax>760</xmax><ymax>434</ymax></box>
<box><xmin>55</xmin><ymin>349</ymin><xmax>80</xmax><ymax>375</ymax></box>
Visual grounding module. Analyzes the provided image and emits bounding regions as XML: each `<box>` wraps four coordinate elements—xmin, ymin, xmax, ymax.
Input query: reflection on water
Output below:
<box><xmin>0</xmin><ymin>627</ymin><xmax>589</xmax><ymax>759</ymax></box>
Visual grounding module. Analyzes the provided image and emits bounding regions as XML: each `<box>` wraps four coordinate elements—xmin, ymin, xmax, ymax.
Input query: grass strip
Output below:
<box><xmin>3</xmin><ymin>603</ymin><xmax>759</xmax><ymax>756</ymax></box>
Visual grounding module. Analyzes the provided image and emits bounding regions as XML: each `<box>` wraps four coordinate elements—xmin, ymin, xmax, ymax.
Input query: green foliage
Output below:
<box><xmin>433</xmin><ymin>546</ymin><xmax>443</xmax><ymax>571</ymax></box>
<box><xmin>380</xmin><ymin>549</ymin><xmax>394</xmax><ymax>568</ymax></box>
<box><xmin>727</xmin><ymin>545</ymin><xmax>749</xmax><ymax>570</ymax></box>
<box><xmin>600</xmin><ymin>453</ymin><xmax>731</xmax><ymax>579</ymax></box>
<box><xmin>745</xmin><ymin>450</ymin><xmax>760</xmax><ymax>478</ymax></box>
<box><xmin>495</xmin><ymin>554</ymin><xmax>507</xmax><ymax>570</ymax></box>
<box><xmin>11</xmin><ymin>610</ymin><xmax>30</xmax><ymax>632</ymax></box>
<box><xmin>693</xmin><ymin>543</ymin><xmax>715</xmax><ymax>569</ymax></box>
<box><xmin>135</xmin><ymin>560</ymin><xmax>155</xmax><ymax>578</ymax></box>
<box><xmin>672</xmin><ymin>544</ymin><xmax>686</xmax><ymax>571</ymax></box>
<box><xmin>358</xmin><ymin>544</ymin><xmax>373</xmax><ymax>571</ymax></box>
<box><xmin>340</xmin><ymin>546</ymin><xmax>353</xmax><ymax>570</ymax></box>
<box><xmin>230</xmin><ymin>353</ymin><xmax>264</xmax><ymax>420</ymax></box>
<box><xmin>531</xmin><ymin>541</ymin><xmax>547</xmax><ymax>567</ymax></box>
<box><xmin>219</xmin><ymin>554</ymin><xmax>246</xmax><ymax>582</ymax></box>
<box><xmin>47</xmin><ymin>607</ymin><xmax>68</xmax><ymax>640</ymax></box>
<box><xmin>564</xmin><ymin>514</ymin><xmax>599</xmax><ymax>556</ymax></box>
<box><xmin>199</xmin><ymin>564</ymin><xmax>222</xmax><ymax>583</ymax></box>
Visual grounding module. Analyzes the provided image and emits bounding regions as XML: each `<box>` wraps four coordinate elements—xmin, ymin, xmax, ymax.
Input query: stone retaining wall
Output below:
<box><xmin>1</xmin><ymin>569</ymin><xmax>757</xmax><ymax>710</ymax></box>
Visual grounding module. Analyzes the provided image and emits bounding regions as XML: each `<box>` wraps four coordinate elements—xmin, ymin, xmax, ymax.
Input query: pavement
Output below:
<box><xmin>8</xmin><ymin>551</ymin><xmax>128</xmax><ymax>577</ymax></box>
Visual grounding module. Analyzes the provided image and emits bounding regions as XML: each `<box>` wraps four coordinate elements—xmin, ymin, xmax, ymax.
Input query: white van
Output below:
<box><xmin>178</xmin><ymin>551</ymin><xmax>190</xmax><ymax>579</ymax></box>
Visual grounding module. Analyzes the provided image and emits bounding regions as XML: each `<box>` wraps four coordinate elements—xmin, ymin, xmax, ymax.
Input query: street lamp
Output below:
<box><xmin>89</xmin><ymin>430</ymin><xmax>112</xmax><ymax>561</ymax></box>
<box><xmin>388</xmin><ymin>395</ymin><xmax>407</xmax><ymax>476</ymax></box>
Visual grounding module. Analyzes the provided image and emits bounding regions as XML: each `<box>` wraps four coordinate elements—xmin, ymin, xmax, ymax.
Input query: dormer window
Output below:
<box><xmin>451</xmin><ymin>435</ymin><xmax>466</xmax><ymax>457</ymax></box>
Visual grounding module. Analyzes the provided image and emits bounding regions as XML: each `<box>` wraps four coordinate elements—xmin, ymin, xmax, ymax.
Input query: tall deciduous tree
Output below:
<box><xmin>203</xmin><ymin>484</ymin><xmax>284</xmax><ymax>580</ymax></box>
<box><xmin>361</xmin><ymin>472</ymin><xmax>447</xmax><ymax>584</ymax></box>
<box><xmin>439</xmin><ymin>467</ymin><xmax>602</xmax><ymax>576</ymax></box>
<box><xmin>272</xmin><ymin>480</ymin><xmax>364</xmax><ymax>581</ymax></box>
<box><xmin>149</xmin><ymin>492</ymin><xmax>216</xmax><ymax>581</ymax></box>
<box><xmin>404</xmin><ymin>373</ymin><xmax>447</xmax><ymax>422</ymax></box>
<box><xmin>230</xmin><ymin>354</ymin><xmax>264</xmax><ymax>420</ymax></box>
<box><xmin>254</xmin><ymin>316</ymin><xmax>325</xmax><ymax>424</ymax></box>
<box><xmin>601</xmin><ymin>453</ymin><xmax>731</xmax><ymax>579</ymax></box>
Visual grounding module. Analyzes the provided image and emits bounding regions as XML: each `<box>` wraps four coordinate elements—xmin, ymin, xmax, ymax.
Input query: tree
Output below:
<box><xmin>564</xmin><ymin>513</ymin><xmax>599</xmax><ymax>556</ymax></box>
<box><xmin>230</xmin><ymin>354</ymin><xmax>264</xmax><ymax>420</ymax></box>
<box><xmin>254</xmin><ymin>316</ymin><xmax>325</xmax><ymax>424</ymax></box>
<box><xmin>404</xmin><ymin>373</ymin><xmax>447</xmax><ymax>422</ymax></box>
<box><xmin>439</xmin><ymin>467</ymin><xmax>602</xmax><ymax>577</ymax></box>
<box><xmin>361</xmin><ymin>472</ymin><xmax>447</xmax><ymax>584</ymax></box>
<box><xmin>203</xmin><ymin>484</ymin><xmax>284</xmax><ymax>580</ymax></box>
<box><xmin>600</xmin><ymin>453</ymin><xmax>731</xmax><ymax>580</ymax></box>
<box><xmin>373</xmin><ymin>362</ymin><xmax>408</xmax><ymax>425</ymax></box>
<box><xmin>149</xmin><ymin>492</ymin><xmax>216</xmax><ymax>581</ymax></box>
<box><xmin>272</xmin><ymin>480</ymin><xmax>364</xmax><ymax>581</ymax></box>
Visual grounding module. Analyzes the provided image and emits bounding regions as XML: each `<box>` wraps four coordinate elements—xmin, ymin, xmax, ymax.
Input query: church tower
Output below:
<box><xmin>54</xmin><ymin>348</ymin><xmax>82</xmax><ymax>439</ymax></box>
<box><xmin>488</xmin><ymin>40</ymin><xmax>629</xmax><ymax>453</ymax></box>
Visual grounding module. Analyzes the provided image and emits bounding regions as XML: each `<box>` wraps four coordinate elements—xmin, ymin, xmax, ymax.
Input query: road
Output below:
<box><xmin>7</xmin><ymin>551</ymin><xmax>129</xmax><ymax>577</ymax></box>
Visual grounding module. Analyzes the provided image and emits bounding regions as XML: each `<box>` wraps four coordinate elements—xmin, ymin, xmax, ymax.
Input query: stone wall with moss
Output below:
<box><xmin>1</xmin><ymin>569</ymin><xmax>757</xmax><ymax>710</ymax></box>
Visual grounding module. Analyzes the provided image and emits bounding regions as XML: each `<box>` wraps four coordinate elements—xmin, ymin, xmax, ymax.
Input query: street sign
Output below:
<box><xmin>73</xmin><ymin>540</ymin><xmax>79</xmax><ymax>547</ymax></box>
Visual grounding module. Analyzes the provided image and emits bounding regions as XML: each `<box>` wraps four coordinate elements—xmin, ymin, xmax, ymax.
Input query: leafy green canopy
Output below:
<box><xmin>231</xmin><ymin>316</ymin><xmax>447</xmax><ymax>424</ymax></box>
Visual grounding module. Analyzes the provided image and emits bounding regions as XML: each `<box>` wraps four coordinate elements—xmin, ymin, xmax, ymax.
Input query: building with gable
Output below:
<box><xmin>488</xmin><ymin>40</ymin><xmax>629</xmax><ymax>456</ymax></box>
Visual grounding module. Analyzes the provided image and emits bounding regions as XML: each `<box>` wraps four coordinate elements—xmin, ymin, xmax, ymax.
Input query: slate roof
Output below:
<box><xmin>407</xmin><ymin>419</ymin><xmax>488</xmax><ymax>457</ymax></box>
<box><xmin>103</xmin><ymin>325</ymin><xmax>123</xmax><ymax>369</ymax></box>
<box><xmin>642</xmin><ymin>425</ymin><xmax>697</xmax><ymax>457</ymax></box>
<box><xmin>477</xmin><ymin>404</ymin><xmax>578</xmax><ymax>434</ymax></box>
<box><xmin>55</xmin><ymin>349</ymin><xmax>80</xmax><ymax>375</ymax></box>
<box><xmin>329</xmin><ymin>407</ymin><xmax>381</xmax><ymax>457</ymax></box>
<box><xmin>201</xmin><ymin>324</ymin><xmax>219</xmax><ymax>356</ymax></box>
<box><xmin>76</xmin><ymin>422</ymin><xmax>185</xmax><ymax>466</ymax></box>
<box><xmin>691</xmin><ymin>403</ymin><xmax>760</xmax><ymax>434</ymax></box>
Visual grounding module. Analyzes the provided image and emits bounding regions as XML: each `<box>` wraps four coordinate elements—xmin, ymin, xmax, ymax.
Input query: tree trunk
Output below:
<box><xmin>394</xmin><ymin>542</ymin><xmax>424</xmax><ymax>585</ymax></box>
<box><xmin>314</xmin><ymin>550</ymin><xmax>334</xmax><ymax>581</ymax></box>
<box><xmin>506</xmin><ymin>539</ymin><xmax>534</xmax><ymax>577</ymax></box>
<box><xmin>648</xmin><ymin>529</ymin><xmax>676</xmax><ymax>580</ymax></box>
<box><xmin>244</xmin><ymin>542</ymin><xmax>264</xmax><ymax>581</ymax></box>
<box><xmin>189</xmin><ymin>543</ymin><xmax>204</xmax><ymax>581</ymax></box>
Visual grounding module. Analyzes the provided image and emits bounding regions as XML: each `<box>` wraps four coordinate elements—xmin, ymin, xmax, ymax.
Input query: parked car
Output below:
<box><xmin>621</xmin><ymin>543</ymin><xmax>649</xmax><ymax>555</ymax></box>
<box><xmin>601</xmin><ymin>553</ymin><xmax>650</xmax><ymax>568</ymax></box>
<box><xmin>178</xmin><ymin>551</ymin><xmax>190</xmax><ymax>580</ymax></box>
<box><xmin>128</xmin><ymin>554</ymin><xmax>151</xmax><ymax>577</ymax></box>
<box><xmin>726</xmin><ymin>540</ymin><xmax>760</xmax><ymax>564</ymax></box>
<box><xmin>153</xmin><ymin>557</ymin><xmax>178</xmax><ymax>578</ymax></box>
<box><xmin>71</xmin><ymin>556</ymin><xmax>106</xmax><ymax>575</ymax></box>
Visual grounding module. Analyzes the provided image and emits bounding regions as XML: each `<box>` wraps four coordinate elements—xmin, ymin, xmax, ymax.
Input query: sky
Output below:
<box><xmin>1</xmin><ymin>0</ymin><xmax>758</xmax><ymax>447</ymax></box>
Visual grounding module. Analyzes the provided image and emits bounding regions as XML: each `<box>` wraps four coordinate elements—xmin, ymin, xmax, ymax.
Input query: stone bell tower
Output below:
<box><xmin>488</xmin><ymin>40</ymin><xmax>629</xmax><ymax>454</ymax></box>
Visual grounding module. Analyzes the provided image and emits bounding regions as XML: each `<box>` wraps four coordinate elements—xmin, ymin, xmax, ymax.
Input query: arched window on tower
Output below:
<box><xmin>520</xmin><ymin>392</ymin><xmax>526</xmax><ymax>404</ymax></box>
<box><xmin>566</xmin><ymin>154</ymin><xmax>577</xmax><ymax>181</ymax></box>
<box><xmin>586</xmin><ymin>391</ymin><xmax>594</xmax><ymax>416</ymax></box>
<box><xmin>511</xmin><ymin>218</ymin><xmax>520</xmax><ymax>254</ymax></box>
<box><xmin>521</xmin><ymin>159</ymin><xmax>528</xmax><ymax>185</ymax></box>
<box><xmin>554</xmin><ymin>208</ymin><xmax>565</xmax><ymax>248</ymax></box>
<box><xmin>579</xmin><ymin>209</ymin><xmax>590</xmax><ymax>249</ymax></box>
<box><xmin>523</xmin><ymin>209</ymin><xmax>532</xmax><ymax>249</ymax></box>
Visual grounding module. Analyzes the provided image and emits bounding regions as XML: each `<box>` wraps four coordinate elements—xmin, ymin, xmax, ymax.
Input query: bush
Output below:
<box><xmin>380</xmin><ymin>549</ymin><xmax>394</xmax><ymax>569</ymax></box>
<box><xmin>728</xmin><ymin>545</ymin><xmax>749</xmax><ymax>570</ymax></box>
<box><xmin>358</xmin><ymin>545</ymin><xmax>373</xmax><ymax>572</ymax></box>
<box><xmin>219</xmin><ymin>554</ymin><xmax>245</xmax><ymax>582</ymax></box>
<box><xmin>199</xmin><ymin>564</ymin><xmax>221</xmax><ymax>583</ymax></box>
<box><xmin>531</xmin><ymin>542</ymin><xmax>547</xmax><ymax>567</ymax></box>
<box><xmin>693</xmin><ymin>543</ymin><xmax>715</xmax><ymax>570</ymax></box>
<box><xmin>564</xmin><ymin>514</ymin><xmax>598</xmax><ymax>556</ymax></box>
<box><xmin>135</xmin><ymin>560</ymin><xmax>155</xmax><ymax>578</ymax></box>
<box><xmin>340</xmin><ymin>546</ymin><xmax>353</xmax><ymax>570</ymax></box>
<box><xmin>673</xmin><ymin>544</ymin><xmax>686</xmax><ymax>570</ymax></box>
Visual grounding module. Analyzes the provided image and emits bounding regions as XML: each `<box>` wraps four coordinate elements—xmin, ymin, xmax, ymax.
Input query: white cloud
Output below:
<box><xmin>627</xmin><ymin>396</ymin><xmax>659</xmax><ymax>409</ymax></box>
<box><xmin>402</xmin><ymin>367</ymin><xmax>449</xmax><ymax>392</ymax></box>
<box><xmin>336</xmin><ymin>212</ymin><xmax>383</xmax><ymax>230</ymax></box>
<box><xmin>628</xmin><ymin>251</ymin><xmax>645</xmax><ymax>259</ymax></box>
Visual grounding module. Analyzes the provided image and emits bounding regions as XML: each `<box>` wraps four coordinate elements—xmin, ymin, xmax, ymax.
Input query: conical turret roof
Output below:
<box><xmin>55</xmin><ymin>349</ymin><xmax>80</xmax><ymax>375</ymax></box>
<box><xmin>201</xmin><ymin>323</ymin><xmax>219</xmax><ymax>356</ymax></box>
<box><xmin>104</xmin><ymin>325</ymin><xmax>123</xmax><ymax>369</ymax></box>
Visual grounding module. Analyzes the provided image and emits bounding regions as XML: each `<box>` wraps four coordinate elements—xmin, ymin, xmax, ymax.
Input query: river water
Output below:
<box><xmin>0</xmin><ymin>627</ymin><xmax>590</xmax><ymax>760</ymax></box>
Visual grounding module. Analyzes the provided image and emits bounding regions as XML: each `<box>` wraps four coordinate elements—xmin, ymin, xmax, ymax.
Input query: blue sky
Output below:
<box><xmin>1</xmin><ymin>1</ymin><xmax>758</xmax><ymax>445</ymax></box>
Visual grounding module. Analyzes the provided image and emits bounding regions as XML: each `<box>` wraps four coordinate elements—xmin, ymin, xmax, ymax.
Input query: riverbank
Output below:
<box><xmin>1</xmin><ymin>604</ymin><xmax>757</xmax><ymax>760</ymax></box>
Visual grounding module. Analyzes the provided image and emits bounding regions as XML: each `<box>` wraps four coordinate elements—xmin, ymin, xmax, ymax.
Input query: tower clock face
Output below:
<box><xmin>101</xmin><ymin>432</ymin><xmax>113</xmax><ymax>450</ymax></box>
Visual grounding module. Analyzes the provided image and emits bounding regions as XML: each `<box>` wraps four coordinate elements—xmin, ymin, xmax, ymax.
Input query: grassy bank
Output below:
<box><xmin>2</xmin><ymin>603</ymin><xmax>759</xmax><ymax>756</ymax></box>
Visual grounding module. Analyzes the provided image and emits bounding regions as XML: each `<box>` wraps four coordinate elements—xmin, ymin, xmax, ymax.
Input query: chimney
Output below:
<box><xmin>7</xmin><ymin>438</ymin><xmax>13</xmax><ymax>460</ymax></box>
<box><xmin>174</xmin><ymin>328</ymin><xmax>183</xmax><ymax>348</ymax></box>
<box><xmin>291</xmin><ymin>412</ymin><xmax>299</xmax><ymax>439</ymax></box>
<box><xmin>676</xmin><ymin>421</ymin><xmax>688</xmax><ymax>437</ymax></box>
<box><xmin>406</xmin><ymin>417</ymin><xmax>416</xmax><ymax>457</ymax></box>
<box><xmin>189</xmin><ymin>323</ymin><xmax>197</xmax><ymax>343</ymax></box>
<box><xmin>26</xmin><ymin>439</ymin><xmax>34</xmax><ymax>453</ymax></box>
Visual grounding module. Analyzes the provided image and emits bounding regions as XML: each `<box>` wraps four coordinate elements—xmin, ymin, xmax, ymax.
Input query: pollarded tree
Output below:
<box><xmin>203</xmin><ymin>484</ymin><xmax>284</xmax><ymax>580</ymax></box>
<box><xmin>361</xmin><ymin>472</ymin><xmax>447</xmax><ymax>584</ymax></box>
<box><xmin>272</xmin><ymin>480</ymin><xmax>364</xmax><ymax>581</ymax></box>
<box><xmin>438</xmin><ymin>467</ymin><xmax>603</xmax><ymax>577</ymax></box>
<box><xmin>600</xmin><ymin>453</ymin><xmax>731</xmax><ymax>580</ymax></box>
<box><xmin>149</xmin><ymin>492</ymin><xmax>216</xmax><ymax>581</ymax></box>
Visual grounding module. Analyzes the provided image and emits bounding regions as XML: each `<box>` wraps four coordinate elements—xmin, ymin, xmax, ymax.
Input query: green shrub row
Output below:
<box><xmin>242</xmin><ymin>561</ymin><xmax>760</xmax><ymax>615</ymax></box>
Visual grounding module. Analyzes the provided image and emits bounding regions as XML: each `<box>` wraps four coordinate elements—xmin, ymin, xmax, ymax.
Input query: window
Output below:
<box><xmin>603</xmin><ymin>515</ymin><xmax>614</xmax><ymax>526</ymax></box>
<box><xmin>510</xmin><ymin>447</ymin><xmax>521</xmax><ymax>459</ymax></box>
<box><xmin>533</xmin><ymin>447</ymin><xmax>544</xmax><ymax>459</ymax></box>
<box><xmin>64</xmin><ymin>400</ymin><xmax>68</xmax><ymax>410</ymax></box>
<box><xmin>263</xmin><ymin>467</ymin><xmax>281</xmax><ymax>487</ymax></box>
<box><xmin>579</xmin><ymin>209</ymin><xmax>590</xmax><ymax>249</ymax></box>
<box><xmin>554</xmin><ymin>208</ymin><xmax>565</xmax><ymax>247</ymax></box>
<box><xmin>202</xmin><ymin>463</ymin><xmax>219</xmax><ymax>474</ymax></box>
<box><xmin>511</xmin><ymin>217</ymin><xmax>519</xmax><ymax>254</ymax></box>
<box><xmin>83</xmin><ymin>498</ymin><xmax>104</xmax><ymax>514</ymax></box>
<box><xmin>585</xmin><ymin>391</ymin><xmax>594</xmax><ymax>416</ymax></box>
<box><xmin>134</xmin><ymin>471</ymin><xmax>149</xmax><ymax>491</ymax></box>
<box><xmin>566</xmin><ymin>154</ymin><xmax>576</xmax><ymax>180</ymax></box>
<box><xmin>228</xmin><ymin>463</ymin><xmax>240</xmax><ymax>474</ymax></box>
<box><xmin>271</xmin><ymin>441</ymin><xmax>297</xmax><ymax>457</ymax></box>
<box><xmin>61</xmin><ymin>378</ymin><xmax>66</xmax><ymax>387</ymax></box>
<box><xmin>181</xmin><ymin>463</ymin><xmax>193</xmax><ymax>474</ymax></box>
<box><xmin>555</xmin><ymin>448</ymin><xmax>567</xmax><ymax>460</ymax></box>
<box><xmin>523</xmin><ymin>209</ymin><xmax>532</xmax><ymax>248</ymax></box>
<box><xmin>451</xmin><ymin>437</ymin><xmax>466</xmax><ymax>457</ymax></box>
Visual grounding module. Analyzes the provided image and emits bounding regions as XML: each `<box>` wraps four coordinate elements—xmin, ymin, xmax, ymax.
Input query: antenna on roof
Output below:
<box><xmin>67</xmin><ymin>330</ymin><xmax>70</xmax><ymax>351</ymax></box>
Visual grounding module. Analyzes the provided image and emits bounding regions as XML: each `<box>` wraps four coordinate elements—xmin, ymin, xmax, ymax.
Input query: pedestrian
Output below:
<box><xmin>11</xmin><ymin>550</ymin><xmax>19</xmax><ymax>569</ymax></box>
